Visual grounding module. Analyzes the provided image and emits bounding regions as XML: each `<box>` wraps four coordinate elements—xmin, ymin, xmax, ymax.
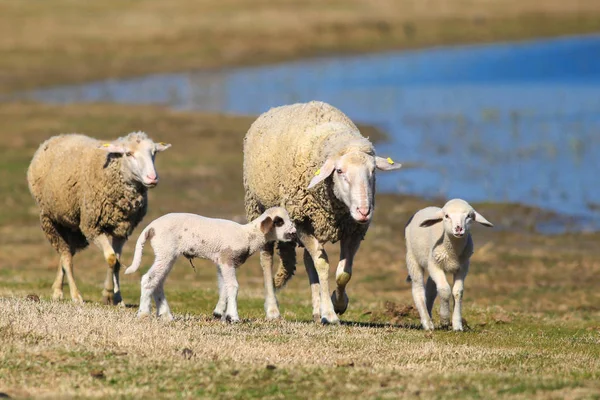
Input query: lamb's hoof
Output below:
<box><xmin>440</xmin><ymin>320</ymin><xmax>451</xmax><ymax>330</ymax></box>
<box><xmin>265</xmin><ymin>308</ymin><xmax>281</xmax><ymax>320</ymax></box>
<box><xmin>452</xmin><ymin>323</ymin><xmax>464</xmax><ymax>332</ymax></box>
<box><xmin>225</xmin><ymin>315</ymin><xmax>240</xmax><ymax>323</ymax></box>
<box><xmin>213</xmin><ymin>311</ymin><xmax>223</xmax><ymax>319</ymax></box>
<box><xmin>112</xmin><ymin>292</ymin><xmax>123</xmax><ymax>306</ymax></box>
<box><xmin>137</xmin><ymin>311</ymin><xmax>151</xmax><ymax>319</ymax></box>
<box><xmin>159</xmin><ymin>313</ymin><xmax>174</xmax><ymax>322</ymax></box>
<box><xmin>312</xmin><ymin>313</ymin><xmax>321</xmax><ymax>323</ymax></box>
<box><xmin>102</xmin><ymin>290</ymin><xmax>113</xmax><ymax>305</ymax></box>
<box><xmin>52</xmin><ymin>290</ymin><xmax>64</xmax><ymax>301</ymax></box>
<box><xmin>331</xmin><ymin>291</ymin><xmax>349</xmax><ymax>315</ymax></box>
<box><xmin>422</xmin><ymin>319</ymin><xmax>435</xmax><ymax>331</ymax></box>
<box><xmin>320</xmin><ymin>311</ymin><xmax>340</xmax><ymax>325</ymax></box>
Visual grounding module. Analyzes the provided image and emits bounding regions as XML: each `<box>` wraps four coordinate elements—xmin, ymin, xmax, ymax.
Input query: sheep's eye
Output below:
<box><xmin>274</xmin><ymin>217</ymin><xmax>284</xmax><ymax>227</ymax></box>
<box><xmin>336</xmin><ymin>168</ymin><xmax>343</xmax><ymax>174</ymax></box>
<box><xmin>125</xmin><ymin>151</ymin><xmax>134</xmax><ymax>157</ymax></box>
<box><xmin>444</xmin><ymin>214</ymin><xmax>449</xmax><ymax>219</ymax></box>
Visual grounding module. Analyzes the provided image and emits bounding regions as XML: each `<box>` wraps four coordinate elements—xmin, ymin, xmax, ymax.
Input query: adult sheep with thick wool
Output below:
<box><xmin>244</xmin><ymin>101</ymin><xmax>402</xmax><ymax>324</ymax></box>
<box><xmin>27</xmin><ymin>131</ymin><xmax>170</xmax><ymax>305</ymax></box>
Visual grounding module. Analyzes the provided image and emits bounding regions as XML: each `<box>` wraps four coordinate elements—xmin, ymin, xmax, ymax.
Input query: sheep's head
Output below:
<box><xmin>420</xmin><ymin>199</ymin><xmax>493</xmax><ymax>238</ymax></box>
<box><xmin>260</xmin><ymin>207</ymin><xmax>297</xmax><ymax>242</ymax></box>
<box><xmin>99</xmin><ymin>132</ymin><xmax>171</xmax><ymax>188</ymax></box>
<box><xmin>308</xmin><ymin>150</ymin><xmax>402</xmax><ymax>224</ymax></box>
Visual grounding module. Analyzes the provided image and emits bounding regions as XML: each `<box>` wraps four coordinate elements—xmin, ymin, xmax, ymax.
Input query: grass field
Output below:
<box><xmin>1</xmin><ymin>103</ymin><xmax>599</xmax><ymax>398</ymax></box>
<box><xmin>2</xmin><ymin>1</ymin><xmax>600</xmax><ymax>398</ymax></box>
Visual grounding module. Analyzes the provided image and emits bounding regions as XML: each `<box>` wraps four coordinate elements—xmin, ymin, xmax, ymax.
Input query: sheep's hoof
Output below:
<box><xmin>52</xmin><ymin>289</ymin><xmax>64</xmax><ymax>301</ymax></box>
<box><xmin>137</xmin><ymin>311</ymin><xmax>151</xmax><ymax>319</ymax></box>
<box><xmin>102</xmin><ymin>291</ymin><xmax>114</xmax><ymax>305</ymax></box>
<box><xmin>71</xmin><ymin>291</ymin><xmax>84</xmax><ymax>303</ymax></box>
<box><xmin>422</xmin><ymin>319</ymin><xmax>435</xmax><ymax>331</ymax></box>
<box><xmin>212</xmin><ymin>311</ymin><xmax>223</xmax><ymax>319</ymax></box>
<box><xmin>159</xmin><ymin>313</ymin><xmax>174</xmax><ymax>322</ymax></box>
<box><xmin>312</xmin><ymin>313</ymin><xmax>321</xmax><ymax>323</ymax></box>
<box><xmin>331</xmin><ymin>291</ymin><xmax>349</xmax><ymax>315</ymax></box>
<box><xmin>112</xmin><ymin>292</ymin><xmax>123</xmax><ymax>306</ymax></box>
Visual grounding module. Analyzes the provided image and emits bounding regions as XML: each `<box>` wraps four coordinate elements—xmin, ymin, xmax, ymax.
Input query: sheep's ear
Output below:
<box><xmin>155</xmin><ymin>142</ymin><xmax>171</xmax><ymax>152</ymax></box>
<box><xmin>98</xmin><ymin>142</ymin><xmax>128</xmax><ymax>154</ymax></box>
<box><xmin>419</xmin><ymin>210</ymin><xmax>444</xmax><ymax>227</ymax></box>
<box><xmin>375</xmin><ymin>156</ymin><xmax>402</xmax><ymax>171</ymax></box>
<box><xmin>260</xmin><ymin>216</ymin><xmax>274</xmax><ymax>234</ymax></box>
<box><xmin>307</xmin><ymin>159</ymin><xmax>335</xmax><ymax>190</ymax></box>
<box><xmin>474</xmin><ymin>211</ymin><xmax>493</xmax><ymax>227</ymax></box>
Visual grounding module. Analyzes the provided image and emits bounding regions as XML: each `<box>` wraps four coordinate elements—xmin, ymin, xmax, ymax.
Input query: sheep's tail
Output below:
<box><xmin>124</xmin><ymin>226</ymin><xmax>155</xmax><ymax>274</ymax></box>
<box><xmin>274</xmin><ymin>241</ymin><xmax>297</xmax><ymax>290</ymax></box>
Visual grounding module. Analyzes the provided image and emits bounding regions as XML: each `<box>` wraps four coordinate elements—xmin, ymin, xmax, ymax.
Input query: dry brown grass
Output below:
<box><xmin>2</xmin><ymin>0</ymin><xmax>600</xmax><ymax>93</ymax></box>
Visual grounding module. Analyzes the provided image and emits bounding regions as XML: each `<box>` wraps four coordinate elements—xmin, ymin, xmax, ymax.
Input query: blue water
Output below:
<box><xmin>12</xmin><ymin>35</ymin><xmax>600</xmax><ymax>231</ymax></box>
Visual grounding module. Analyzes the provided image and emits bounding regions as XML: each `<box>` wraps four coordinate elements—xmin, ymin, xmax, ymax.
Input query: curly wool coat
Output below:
<box><xmin>243</xmin><ymin>101</ymin><xmax>372</xmax><ymax>244</ymax></box>
<box><xmin>27</xmin><ymin>133</ymin><xmax>148</xmax><ymax>254</ymax></box>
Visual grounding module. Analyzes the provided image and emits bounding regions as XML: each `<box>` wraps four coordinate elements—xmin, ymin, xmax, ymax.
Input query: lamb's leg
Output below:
<box><xmin>219</xmin><ymin>263</ymin><xmax>240</xmax><ymax>323</ymax></box>
<box><xmin>139</xmin><ymin>255</ymin><xmax>176</xmax><ymax>319</ymax></box>
<box><xmin>428</xmin><ymin>261</ymin><xmax>452</xmax><ymax>329</ymax></box>
<box><xmin>300</xmin><ymin>232</ymin><xmax>337</xmax><ymax>324</ymax></box>
<box><xmin>452</xmin><ymin>263</ymin><xmax>469</xmax><ymax>331</ymax></box>
<box><xmin>407</xmin><ymin>253</ymin><xmax>433</xmax><ymax>330</ymax></box>
<box><xmin>303</xmin><ymin>249</ymin><xmax>321</xmax><ymax>322</ymax></box>
<box><xmin>93</xmin><ymin>234</ymin><xmax>119</xmax><ymax>305</ymax></box>
<box><xmin>332</xmin><ymin>235</ymin><xmax>361</xmax><ymax>315</ymax></box>
<box><xmin>425</xmin><ymin>276</ymin><xmax>437</xmax><ymax>317</ymax></box>
<box><xmin>51</xmin><ymin>255</ymin><xmax>65</xmax><ymax>301</ymax></box>
<box><xmin>111</xmin><ymin>237</ymin><xmax>126</xmax><ymax>306</ymax></box>
<box><xmin>259</xmin><ymin>242</ymin><xmax>280</xmax><ymax>320</ymax></box>
<box><xmin>213</xmin><ymin>264</ymin><xmax>227</xmax><ymax>319</ymax></box>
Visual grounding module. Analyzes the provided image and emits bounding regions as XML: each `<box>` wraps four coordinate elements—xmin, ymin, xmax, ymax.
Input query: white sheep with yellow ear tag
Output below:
<box><xmin>405</xmin><ymin>198</ymin><xmax>493</xmax><ymax>331</ymax></box>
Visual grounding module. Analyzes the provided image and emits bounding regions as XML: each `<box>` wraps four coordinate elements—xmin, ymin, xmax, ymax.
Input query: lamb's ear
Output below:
<box><xmin>307</xmin><ymin>159</ymin><xmax>336</xmax><ymax>190</ymax></box>
<box><xmin>155</xmin><ymin>142</ymin><xmax>171</xmax><ymax>152</ymax></box>
<box><xmin>98</xmin><ymin>142</ymin><xmax>128</xmax><ymax>154</ymax></box>
<box><xmin>375</xmin><ymin>156</ymin><xmax>402</xmax><ymax>171</ymax></box>
<box><xmin>260</xmin><ymin>216</ymin><xmax>274</xmax><ymax>234</ymax></box>
<box><xmin>419</xmin><ymin>210</ymin><xmax>444</xmax><ymax>227</ymax></box>
<box><xmin>474</xmin><ymin>211</ymin><xmax>493</xmax><ymax>227</ymax></box>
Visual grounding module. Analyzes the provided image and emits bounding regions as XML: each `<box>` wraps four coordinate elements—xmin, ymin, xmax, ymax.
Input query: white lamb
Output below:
<box><xmin>124</xmin><ymin>207</ymin><xmax>296</xmax><ymax>322</ymax></box>
<box><xmin>405</xmin><ymin>199</ymin><xmax>493</xmax><ymax>331</ymax></box>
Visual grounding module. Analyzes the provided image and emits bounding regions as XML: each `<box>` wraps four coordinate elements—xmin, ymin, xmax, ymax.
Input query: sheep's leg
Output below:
<box><xmin>332</xmin><ymin>236</ymin><xmax>361</xmax><ymax>315</ymax></box>
<box><xmin>425</xmin><ymin>276</ymin><xmax>437</xmax><ymax>317</ymax></box>
<box><xmin>303</xmin><ymin>249</ymin><xmax>321</xmax><ymax>322</ymax></box>
<box><xmin>40</xmin><ymin>214</ymin><xmax>80</xmax><ymax>302</ymax></box>
<box><xmin>93</xmin><ymin>234</ymin><xmax>119</xmax><ymax>305</ymax></box>
<box><xmin>452</xmin><ymin>263</ymin><xmax>469</xmax><ymax>331</ymax></box>
<box><xmin>428</xmin><ymin>262</ymin><xmax>452</xmax><ymax>329</ymax></box>
<box><xmin>259</xmin><ymin>242</ymin><xmax>280</xmax><ymax>320</ymax></box>
<box><xmin>111</xmin><ymin>237</ymin><xmax>126</xmax><ymax>306</ymax></box>
<box><xmin>213</xmin><ymin>264</ymin><xmax>227</xmax><ymax>319</ymax></box>
<box><xmin>139</xmin><ymin>255</ymin><xmax>176</xmax><ymax>319</ymax></box>
<box><xmin>219</xmin><ymin>263</ymin><xmax>240</xmax><ymax>323</ymax></box>
<box><xmin>300</xmin><ymin>233</ymin><xmax>337</xmax><ymax>325</ymax></box>
<box><xmin>407</xmin><ymin>253</ymin><xmax>433</xmax><ymax>330</ymax></box>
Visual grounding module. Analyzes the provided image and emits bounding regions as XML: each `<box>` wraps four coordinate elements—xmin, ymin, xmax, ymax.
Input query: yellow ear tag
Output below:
<box><xmin>315</xmin><ymin>169</ymin><xmax>321</xmax><ymax>176</ymax></box>
<box><xmin>387</xmin><ymin>157</ymin><xmax>394</xmax><ymax>165</ymax></box>
<box><xmin>102</xmin><ymin>143</ymin><xmax>110</xmax><ymax>147</ymax></box>
<box><xmin>159</xmin><ymin>142</ymin><xmax>166</xmax><ymax>146</ymax></box>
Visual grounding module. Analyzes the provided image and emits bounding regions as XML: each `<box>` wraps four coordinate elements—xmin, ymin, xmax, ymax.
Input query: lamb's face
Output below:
<box><xmin>261</xmin><ymin>207</ymin><xmax>296</xmax><ymax>242</ymax></box>
<box><xmin>420</xmin><ymin>199</ymin><xmax>494</xmax><ymax>237</ymax></box>
<box><xmin>100</xmin><ymin>132</ymin><xmax>171</xmax><ymax>188</ymax></box>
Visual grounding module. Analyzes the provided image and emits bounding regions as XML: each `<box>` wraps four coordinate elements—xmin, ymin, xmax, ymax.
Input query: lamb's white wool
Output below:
<box><xmin>125</xmin><ymin>207</ymin><xmax>296</xmax><ymax>322</ymax></box>
<box><xmin>405</xmin><ymin>199</ymin><xmax>493</xmax><ymax>331</ymax></box>
<box><xmin>26</xmin><ymin>132</ymin><xmax>170</xmax><ymax>305</ymax></box>
<box><xmin>244</xmin><ymin>101</ymin><xmax>402</xmax><ymax>324</ymax></box>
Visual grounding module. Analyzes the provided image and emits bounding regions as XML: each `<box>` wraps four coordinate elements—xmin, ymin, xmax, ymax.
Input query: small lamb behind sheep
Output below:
<box><xmin>124</xmin><ymin>207</ymin><xmax>296</xmax><ymax>322</ymax></box>
<box><xmin>405</xmin><ymin>199</ymin><xmax>493</xmax><ymax>331</ymax></box>
<box><xmin>27</xmin><ymin>132</ymin><xmax>170</xmax><ymax>305</ymax></box>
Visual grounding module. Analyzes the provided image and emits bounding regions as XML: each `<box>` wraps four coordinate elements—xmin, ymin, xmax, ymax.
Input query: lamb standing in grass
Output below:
<box><xmin>405</xmin><ymin>199</ymin><xmax>493</xmax><ymax>331</ymax></box>
<box><xmin>27</xmin><ymin>132</ymin><xmax>170</xmax><ymax>305</ymax></box>
<box><xmin>244</xmin><ymin>101</ymin><xmax>402</xmax><ymax>324</ymax></box>
<box><xmin>124</xmin><ymin>207</ymin><xmax>296</xmax><ymax>322</ymax></box>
